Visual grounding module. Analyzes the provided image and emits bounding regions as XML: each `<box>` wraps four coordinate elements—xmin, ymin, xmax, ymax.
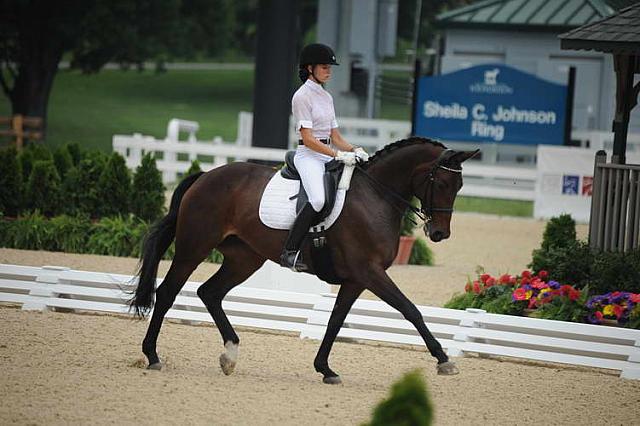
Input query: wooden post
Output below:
<box><xmin>12</xmin><ymin>114</ymin><xmax>24</xmax><ymax>151</ymax></box>
<box><xmin>589</xmin><ymin>150</ymin><xmax>606</xmax><ymax>249</ymax></box>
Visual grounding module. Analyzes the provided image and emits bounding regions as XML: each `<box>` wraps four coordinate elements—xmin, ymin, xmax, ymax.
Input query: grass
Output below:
<box><xmin>0</xmin><ymin>69</ymin><xmax>255</xmax><ymax>152</ymax></box>
<box><xmin>1</xmin><ymin>67</ymin><xmax>533</xmax><ymax>217</ymax></box>
<box><xmin>454</xmin><ymin>196</ymin><xmax>533</xmax><ymax>217</ymax></box>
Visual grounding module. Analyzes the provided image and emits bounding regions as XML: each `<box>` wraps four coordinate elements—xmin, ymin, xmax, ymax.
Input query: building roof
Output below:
<box><xmin>435</xmin><ymin>0</ymin><xmax>633</xmax><ymax>32</ymax></box>
<box><xmin>559</xmin><ymin>2</ymin><xmax>640</xmax><ymax>54</ymax></box>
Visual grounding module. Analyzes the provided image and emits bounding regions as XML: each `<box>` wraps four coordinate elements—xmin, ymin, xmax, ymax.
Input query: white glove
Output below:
<box><xmin>335</xmin><ymin>150</ymin><xmax>357</xmax><ymax>166</ymax></box>
<box><xmin>353</xmin><ymin>147</ymin><xmax>369</xmax><ymax>162</ymax></box>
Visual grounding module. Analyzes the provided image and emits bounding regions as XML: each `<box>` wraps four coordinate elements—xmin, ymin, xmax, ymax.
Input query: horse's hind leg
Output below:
<box><xmin>142</xmin><ymin>256</ymin><xmax>202</xmax><ymax>369</ymax></box>
<box><xmin>197</xmin><ymin>237</ymin><xmax>266</xmax><ymax>375</ymax></box>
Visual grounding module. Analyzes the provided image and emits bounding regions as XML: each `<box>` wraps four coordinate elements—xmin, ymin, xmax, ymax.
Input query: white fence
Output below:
<box><xmin>1</xmin><ymin>263</ymin><xmax>639</xmax><ymax>380</ymax></box>
<box><xmin>113</xmin><ymin>115</ymin><xmax>536</xmax><ymax>200</ymax></box>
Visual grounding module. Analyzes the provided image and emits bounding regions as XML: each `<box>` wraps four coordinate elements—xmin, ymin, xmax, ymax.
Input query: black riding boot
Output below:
<box><xmin>280</xmin><ymin>203</ymin><xmax>318</xmax><ymax>272</ymax></box>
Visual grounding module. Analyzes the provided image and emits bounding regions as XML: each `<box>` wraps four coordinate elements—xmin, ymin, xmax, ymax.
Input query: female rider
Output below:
<box><xmin>280</xmin><ymin>43</ymin><xmax>369</xmax><ymax>272</ymax></box>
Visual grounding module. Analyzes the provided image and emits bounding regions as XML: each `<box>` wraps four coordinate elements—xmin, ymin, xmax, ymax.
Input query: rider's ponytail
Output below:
<box><xmin>298</xmin><ymin>67</ymin><xmax>310</xmax><ymax>82</ymax></box>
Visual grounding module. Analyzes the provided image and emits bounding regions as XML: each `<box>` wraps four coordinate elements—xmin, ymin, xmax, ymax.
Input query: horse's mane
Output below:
<box><xmin>361</xmin><ymin>136</ymin><xmax>447</xmax><ymax>170</ymax></box>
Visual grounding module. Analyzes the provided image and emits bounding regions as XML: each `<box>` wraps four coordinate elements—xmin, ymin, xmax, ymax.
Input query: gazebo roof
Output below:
<box><xmin>559</xmin><ymin>3</ymin><xmax>640</xmax><ymax>54</ymax></box>
<box><xmin>436</xmin><ymin>0</ymin><xmax>633</xmax><ymax>32</ymax></box>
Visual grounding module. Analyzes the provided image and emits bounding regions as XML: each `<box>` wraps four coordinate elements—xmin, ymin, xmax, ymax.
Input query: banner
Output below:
<box><xmin>415</xmin><ymin>64</ymin><xmax>568</xmax><ymax>145</ymax></box>
<box><xmin>535</xmin><ymin>146</ymin><xmax>640</xmax><ymax>222</ymax></box>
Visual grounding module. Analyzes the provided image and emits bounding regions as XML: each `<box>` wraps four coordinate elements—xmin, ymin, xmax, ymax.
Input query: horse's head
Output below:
<box><xmin>411</xmin><ymin>149</ymin><xmax>479</xmax><ymax>242</ymax></box>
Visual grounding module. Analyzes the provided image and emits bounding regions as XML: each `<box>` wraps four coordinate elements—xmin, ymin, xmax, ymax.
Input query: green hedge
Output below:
<box><xmin>0</xmin><ymin>213</ymin><xmax>223</xmax><ymax>263</ymax></box>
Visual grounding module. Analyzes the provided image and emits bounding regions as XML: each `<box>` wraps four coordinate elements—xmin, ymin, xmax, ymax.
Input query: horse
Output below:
<box><xmin>130</xmin><ymin>137</ymin><xmax>478</xmax><ymax>384</ymax></box>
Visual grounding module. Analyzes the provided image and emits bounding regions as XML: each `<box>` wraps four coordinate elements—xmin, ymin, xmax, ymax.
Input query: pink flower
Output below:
<box><xmin>513</xmin><ymin>288</ymin><xmax>528</xmax><ymax>301</ymax></box>
<box><xmin>595</xmin><ymin>311</ymin><xmax>603</xmax><ymax>321</ymax></box>
<box><xmin>613</xmin><ymin>305</ymin><xmax>624</xmax><ymax>319</ymax></box>
<box><xmin>528</xmin><ymin>298</ymin><xmax>537</xmax><ymax>309</ymax></box>
<box><xmin>631</xmin><ymin>294</ymin><xmax>640</xmax><ymax>304</ymax></box>
<box><xmin>472</xmin><ymin>281</ymin><xmax>481</xmax><ymax>294</ymax></box>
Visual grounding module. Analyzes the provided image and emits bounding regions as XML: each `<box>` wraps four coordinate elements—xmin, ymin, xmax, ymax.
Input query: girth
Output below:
<box><xmin>280</xmin><ymin>151</ymin><xmax>344</xmax><ymax>226</ymax></box>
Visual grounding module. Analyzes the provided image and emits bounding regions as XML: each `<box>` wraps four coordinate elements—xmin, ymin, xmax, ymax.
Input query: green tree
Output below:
<box><xmin>97</xmin><ymin>152</ymin><xmax>131</xmax><ymax>217</ymax></box>
<box><xmin>53</xmin><ymin>145</ymin><xmax>73</xmax><ymax>180</ymax></box>
<box><xmin>0</xmin><ymin>147</ymin><xmax>23</xmax><ymax>216</ymax></box>
<box><xmin>61</xmin><ymin>155</ymin><xmax>105</xmax><ymax>217</ymax></box>
<box><xmin>367</xmin><ymin>370</ymin><xmax>434</xmax><ymax>426</ymax></box>
<box><xmin>131</xmin><ymin>153</ymin><xmax>165</xmax><ymax>222</ymax></box>
<box><xmin>25</xmin><ymin>160</ymin><xmax>61</xmax><ymax>216</ymax></box>
<box><xmin>184</xmin><ymin>159</ymin><xmax>202</xmax><ymax>178</ymax></box>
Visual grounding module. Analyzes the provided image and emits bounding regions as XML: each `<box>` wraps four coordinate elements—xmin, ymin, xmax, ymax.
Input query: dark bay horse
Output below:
<box><xmin>130</xmin><ymin>137</ymin><xmax>477</xmax><ymax>383</ymax></box>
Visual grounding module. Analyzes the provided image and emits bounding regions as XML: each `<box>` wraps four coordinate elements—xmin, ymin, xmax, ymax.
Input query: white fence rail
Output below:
<box><xmin>1</xmin><ymin>264</ymin><xmax>639</xmax><ymax>379</ymax></box>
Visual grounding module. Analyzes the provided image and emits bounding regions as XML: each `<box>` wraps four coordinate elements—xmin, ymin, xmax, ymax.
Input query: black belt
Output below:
<box><xmin>299</xmin><ymin>138</ymin><xmax>330</xmax><ymax>145</ymax></box>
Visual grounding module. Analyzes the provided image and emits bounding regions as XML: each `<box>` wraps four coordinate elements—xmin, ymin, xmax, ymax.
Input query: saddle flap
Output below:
<box><xmin>280</xmin><ymin>151</ymin><xmax>300</xmax><ymax>180</ymax></box>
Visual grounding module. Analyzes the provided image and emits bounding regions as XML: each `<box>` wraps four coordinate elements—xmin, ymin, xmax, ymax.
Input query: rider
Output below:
<box><xmin>280</xmin><ymin>43</ymin><xmax>369</xmax><ymax>272</ymax></box>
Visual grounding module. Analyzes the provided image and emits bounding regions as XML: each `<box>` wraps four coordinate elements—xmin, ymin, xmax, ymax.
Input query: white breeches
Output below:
<box><xmin>294</xmin><ymin>146</ymin><xmax>334</xmax><ymax>212</ymax></box>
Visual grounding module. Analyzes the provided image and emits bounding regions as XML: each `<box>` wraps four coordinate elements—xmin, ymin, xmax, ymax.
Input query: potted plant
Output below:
<box><xmin>394</xmin><ymin>199</ymin><xmax>418</xmax><ymax>265</ymax></box>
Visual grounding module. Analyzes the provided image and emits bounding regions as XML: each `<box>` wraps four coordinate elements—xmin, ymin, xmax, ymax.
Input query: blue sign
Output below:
<box><xmin>414</xmin><ymin>64</ymin><xmax>568</xmax><ymax>145</ymax></box>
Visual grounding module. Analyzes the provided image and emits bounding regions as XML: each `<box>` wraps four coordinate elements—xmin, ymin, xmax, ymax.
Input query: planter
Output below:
<box><xmin>393</xmin><ymin>236</ymin><xmax>416</xmax><ymax>265</ymax></box>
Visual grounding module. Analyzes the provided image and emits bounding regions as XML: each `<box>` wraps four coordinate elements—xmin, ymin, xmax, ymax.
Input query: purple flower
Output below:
<box><xmin>548</xmin><ymin>281</ymin><xmax>561</xmax><ymax>289</ymax></box>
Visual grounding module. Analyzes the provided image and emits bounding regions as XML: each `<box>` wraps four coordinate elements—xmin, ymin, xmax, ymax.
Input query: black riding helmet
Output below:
<box><xmin>299</xmin><ymin>43</ymin><xmax>339</xmax><ymax>67</ymax></box>
<box><xmin>298</xmin><ymin>43</ymin><xmax>339</xmax><ymax>82</ymax></box>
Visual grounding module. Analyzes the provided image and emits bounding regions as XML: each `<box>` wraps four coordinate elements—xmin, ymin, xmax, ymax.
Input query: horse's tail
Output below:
<box><xmin>129</xmin><ymin>172</ymin><xmax>204</xmax><ymax>317</ymax></box>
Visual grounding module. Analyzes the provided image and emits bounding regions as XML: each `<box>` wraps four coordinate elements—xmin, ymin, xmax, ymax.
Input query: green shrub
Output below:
<box><xmin>25</xmin><ymin>160</ymin><xmax>62</xmax><ymax>217</ymax></box>
<box><xmin>367</xmin><ymin>370</ymin><xmax>433</xmax><ymax>426</ymax></box>
<box><xmin>19</xmin><ymin>143</ymin><xmax>53</xmax><ymax>182</ymax></box>
<box><xmin>0</xmin><ymin>147</ymin><xmax>23</xmax><ymax>216</ymax></box>
<box><xmin>53</xmin><ymin>145</ymin><xmax>73</xmax><ymax>180</ymax></box>
<box><xmin>64</xmin><ymin>142</ymin><xmax>84</xmax><ymax>166</ymax></box>
<box><xmin>588</xmin><ymin>249</ymin><xmax>640</xmax><ymax>295</ymax></box>
<box><xmin>97</xmin><ymin>152</ymin><xmax>131</xmax><ymax>217</ymax></box>
<box><xmin>400</xmin><ymin>198</ymin><xmax>419</xmax><ymax>236</ymax></box>
<box><xmin>184</xmin><ymin>159</ymin><xmax>202</xmax><ymax>178</ymax></box>
<box><xmin>541</xmin><ymin>214</ymin><xmax>576</xmax><ymax>251</ymax></box>
<box><xmin>479</xmin><ymin>285</ymin><xmax>524</xmax><ymax>315</ymax></box>
<box><xmin>409</xmin><ymin>238</ymin><xmax>434</xmax><ymax>266</ymax></box>
<box><xmin>63</xmin><ymin>156</ymin><xmax>105</xmax><ymax>217</ymax></box>
<box><xmin>532</xmin><ymin>290</ymin><xmax>589</xmax><ymax>323</ymax></box>
<box><xmin>87</xmin><ymin>215</ymin><xmax>147</xmax><ymax>257</ymax></box>
<box><xmin>48</xmin><ymin>215</ymin><xmax>93</xmax><ymax>253</ymax></box>
<box><xmin>131</xmin><ymin>153</ymin><xmax>165</xmax><ymax>222</ymax></box>
<box><xmin>4</xmin><ymin>211</ymin><xmax>53</xmax><ymax>250</ymax></box>
<box><xmin>529</xmin><ymin>240</ymin><xmax>593</xmax><ymax>288</ymax></box>
<box><xmin>443</xmin><ymin>292</ymin><xmax>478</xmax><ymax>310</ymax></box>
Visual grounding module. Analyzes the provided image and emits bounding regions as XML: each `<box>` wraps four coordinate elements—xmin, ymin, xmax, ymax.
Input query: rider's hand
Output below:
<box><xmin>335</xmin><ymin>150</ymin><xmax>357</xmax><ymax>166</ymax></box>
<box><xmin>353</xmin><ymin>147</ymin><xmax>369</xmax><ymax>162</ymax></box>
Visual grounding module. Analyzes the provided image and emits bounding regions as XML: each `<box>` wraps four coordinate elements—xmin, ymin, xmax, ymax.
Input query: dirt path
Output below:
<box><xmin>4</xmin><ymin>213</ymin><xmax>637</xmax><ymax>426</ymax></box>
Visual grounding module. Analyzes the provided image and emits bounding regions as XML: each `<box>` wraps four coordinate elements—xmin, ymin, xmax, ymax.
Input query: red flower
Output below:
<box><xmin>509</xmin><ymin>276</ymin><xmax>517</xmax><ymax>285</ymax></box>
<box><xmin>513</xmin><ymin>288</ymin><xmax>528</xmax><ymax>301</ymax></box>
<box><xmin>499</xmin><ymin>274</ymin><xmax>511</xmax><ymax>284</ymax></box>
<box><xmin>472</xmin><ymin>281</ymin><xmax>481</xmax><ymax>294</ymax></box>
<box><xmin>560</xmin><ymin>285</ymin><xmax>573</xmax><ymax>295</ymax></box>
<box><xmin>537</xmin><ymin>270</ymin><xmax>549</xmax><ymax>280</ymax></box>
<box><xmin>486</xmin><ymin>277</ymin><xmax>496</xmax><ymax>287</ymax></box>
<box><xmin>480</xmin><ymin>274</ymin><xmax>491</xmax><ymax>284</ymax></box>
<box><xmin>631</xmin><ymin>294</ymin><xmax>640</xmax><ymax>304</ymax></box>
<box><xmin>528</xmin><ymin>298</ymin><xmax>537</xmax><ymax>309</ymax></box>
<box><xmin>464</xmin><ymin>282</ymin><xmax>472</xmax><ymax>293</ymax></box>
<box><xmin>521</xmin><ymin>270</ymin><xmax>532</xmax><ymax>279</ymax></box>
<box><xmin>613</xmin><ymin>305</ymin><xmax>624</xmax><ymax>319</ymax></box>
<box><xmin>595</xmin><ymin>311</ymin><xmax>603</xmax><ymax>321</ymax></box>
<box><xmin>521</xmin><ymin>277</ymin><xmax>531</xmax><ymax>285</ymax></box>
<box><xmin>531</xmin><ymin>279</ymin><xmax>547</xmax><ymax>290</ymax></box>
<box><xmin>568</xmin><ymin>288</ymin><xmax>580</xmax><ymax>301</ymax></box>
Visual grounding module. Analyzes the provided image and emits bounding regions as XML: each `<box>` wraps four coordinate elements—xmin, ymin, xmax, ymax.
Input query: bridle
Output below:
<box><xmin>354</xmin><ymin>148</ymin><xmax>462</xmax><ymax>231</ymax></box>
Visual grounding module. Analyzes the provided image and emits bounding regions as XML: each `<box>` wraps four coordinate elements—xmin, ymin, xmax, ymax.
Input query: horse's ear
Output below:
<box><xmin>452</xmin><ymin>149</ymin><xmax>480</xmax><ymax>163</ymax></box>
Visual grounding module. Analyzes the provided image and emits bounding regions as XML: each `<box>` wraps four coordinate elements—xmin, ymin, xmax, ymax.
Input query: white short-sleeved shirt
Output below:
<box><xmin>291</xmin><ymin>79</ymin><xmax>338</xmax><ymax>139</ymax></box>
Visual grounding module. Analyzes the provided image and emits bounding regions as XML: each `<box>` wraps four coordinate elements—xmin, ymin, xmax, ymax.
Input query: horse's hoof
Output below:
<box><xmin>147</xmin><ymin>362</ymin><xmax>162</xmax><ymax>371</ymax></box>
<box><xmin>219</xmin><ymin>353</ymin><xmax>236</xmax><ymax>375</ymax></box>
<box><xmin>437</xmin><ymin>361</ymin><xmax>459</xmax><ymax>375</ymax></box>
<box><xmin>322</xmin><ymin>375</ymin><xmax>342</xmax><ymax>385</ymax></box>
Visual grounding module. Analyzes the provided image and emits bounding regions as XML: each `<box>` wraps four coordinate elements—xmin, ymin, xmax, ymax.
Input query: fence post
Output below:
<box><xmin>21</xmin><ymin>265</ymin><xmax>69</xmax><ymax>311</ymax></box>
<box><xmin>589</xmin><ymin>151</ymin><xmax>607</xmax><ymax>249</ymax></box>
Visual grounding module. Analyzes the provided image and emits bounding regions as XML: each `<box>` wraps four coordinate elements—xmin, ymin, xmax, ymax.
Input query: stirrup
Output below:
<box><xmin>280</xmin><ymin>249</ymin><xmax>308</xmax><ymax>272</ymax></box>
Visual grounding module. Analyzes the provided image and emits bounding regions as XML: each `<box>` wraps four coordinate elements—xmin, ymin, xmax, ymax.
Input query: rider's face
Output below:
<box><xmin>309</xmin><ymin>64</ymin><xmax>332</xmax><ymax>83</ymax></box>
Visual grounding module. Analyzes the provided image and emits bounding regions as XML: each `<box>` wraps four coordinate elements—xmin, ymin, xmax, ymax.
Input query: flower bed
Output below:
<box><xmin>445</xmin><ymin>269</ymin><xmax>640</xmax><ymax>329</ymax></box>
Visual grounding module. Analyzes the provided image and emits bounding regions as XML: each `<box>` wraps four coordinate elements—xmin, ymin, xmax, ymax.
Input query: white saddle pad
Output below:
<box><xmin>259</xmin><ymin>172</ymin><xmax>346</xmax><ymax>230</ymax></box>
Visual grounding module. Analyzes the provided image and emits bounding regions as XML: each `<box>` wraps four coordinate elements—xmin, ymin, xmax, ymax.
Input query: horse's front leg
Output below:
<box><xmin>367</xmin><ymin>267</ymin><xmax>459</xmax><ymax>375</ymax></box>
<box><xmin>313</xmin><ymin>283</ymin><xmax>364</xmax><ymax>384</ymax></box>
